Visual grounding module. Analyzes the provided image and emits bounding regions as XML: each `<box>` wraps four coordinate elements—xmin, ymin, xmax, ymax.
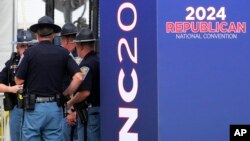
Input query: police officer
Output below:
<box><xmin>0</xmin><ymin>29</ymin><xmax>33</xmax><ymax>141</ymax></box>
<box><xmin>60</xmin><ymin>23</ymin><xmax>83</xmax><ymax>65</ymax></box>
<box><xmin>60</xmin><ymin>23</ymin><xmax>79</xmax><ymax>94</ymax></box>
<box><xmin>60</xmin><ymin>23</ymin><xmax>81</xmax><ymax>141</ymax></box>
<box><xmin>60</xmin><ymin>23</ymin><xmax>78</xmax><ymax>56</ymax></box>
<box><xmin>66</xmin><ymin>28</ymin><xmax>100</xmax><ymax>141</ymax></box>
<box><xmin>15</xmin><ymin>16</ymin><xmax>83</xmax><ymax>141</ymax></box>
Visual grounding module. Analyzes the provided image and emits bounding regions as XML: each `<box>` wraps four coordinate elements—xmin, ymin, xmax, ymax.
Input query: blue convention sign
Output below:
<box><xmin>101</xmin><ymin>0</ymin><xmax>250</xmax><ymax>141</ymax></box>
<box><xmin>158</xmin><ymin>0</ymin><xmax>250</xmax><ymax>141</ymax></box>
<box><xmin>100</xmin><ymin>1</ymin><xmax>157</xmax><ymax>141</ymax></box>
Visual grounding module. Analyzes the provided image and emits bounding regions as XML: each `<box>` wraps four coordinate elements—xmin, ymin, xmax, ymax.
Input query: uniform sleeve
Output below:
<box><xmin>67</xmin><ymin>55</ymin><xmax>81</xmax><ymax>76</ymax></box>
<box><xmin>77</xmin><ymin>66</ymin><xmax>93</xmax><ymax>92</ymax></box>
<box><xmin>0</xmin><ymin>61</ymin><xmax>10</xmax><ymax>84</ymax></box>
<box><xmin>16</xmin><ymin>49</ymin><xmax>29</xmax><ymax>80</ymax></box>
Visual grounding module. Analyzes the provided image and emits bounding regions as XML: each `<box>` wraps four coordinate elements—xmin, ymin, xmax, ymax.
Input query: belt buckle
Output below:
<box><xmin>36</xmin><ymin>96</ymin><xmax>54</xmax><ymax>103</ymax></box>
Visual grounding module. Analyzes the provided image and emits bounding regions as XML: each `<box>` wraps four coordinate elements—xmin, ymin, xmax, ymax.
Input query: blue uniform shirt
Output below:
<box><xmin>16</xmin><ymin>41</ymin><xmax>80</xmax><ymax>96</ymax></box>
<box><xmin>78</xmin><ymin>51</ymin><xmax>100</xmax><ymax>106</ymax></box>
<box><xmin>0</xmin><ymin>60</ymin><xmax>11</xmax><ymax>84</ymax></box>
<box><xmin>0</xmin><ymin>53</ymin><xmax>20</xmax><ymax>105</ymax></box>
<box><xmin>0</xmin><ymin>53</ymin><xmax>20</xmax><ymax>85</ymax></box>
<box><xmin>62</xmin><ymin>47</ymin><xmax>78</xmax><ymax>91</ymax></box>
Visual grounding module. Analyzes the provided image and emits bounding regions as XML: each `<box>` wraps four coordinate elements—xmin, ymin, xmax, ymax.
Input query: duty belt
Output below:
<box><xmin>36</xmin><ymin>96</ymin><xmax>55</xmax><ymax>103</ymax></box>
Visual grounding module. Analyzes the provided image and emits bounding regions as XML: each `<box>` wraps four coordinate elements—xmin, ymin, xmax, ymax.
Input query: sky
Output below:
<box><xmin>18</xmin><ymin>0</ymin><xmax>89</xmax><ymax>29</ymax></box>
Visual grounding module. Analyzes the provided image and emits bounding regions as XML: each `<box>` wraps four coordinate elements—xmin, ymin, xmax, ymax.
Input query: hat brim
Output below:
<box><xmin>30</xmin><ymin>23</ymin><xmax>61</xmax><ymax>33</ymax></box>
<box><xmin>12</xmin><ymin>41</ymin><xmax>31</xmax><ymax>44</ymax></box>
<box><xmin>60</xmin><ymin>32</ymin><xmax>77</xmax><ymax>36</ymax></box>
<box><xmin>12</xmin><ymin>40</ymin><xmax>38</xmax><ymax>45</ymax></box>
<box><xmin>73</xmin><ymin>39</ymin><xmax>96</xmax><ymax>43</ymax></box>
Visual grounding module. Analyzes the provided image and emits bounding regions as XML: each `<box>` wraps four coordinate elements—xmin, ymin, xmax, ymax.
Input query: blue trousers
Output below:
<box><xmin>61</xmin><ymin>117</ymin><xmax>82</xmax><ymax>141</ymax></box>
<box><xmin>61</xmin><ymin>107</ymin><xmax>100</xmax><ymax>141</ymax></box>
<box><xmin>84</xmin><ymin>107</ymin><xmax>100</xmax><ymax>141</ymax></box>
<box><xmin>9</xmin><ymin>106</ymin><xmax>23</xmax><ymax>141</ymax></box>
<box><xmin>22</xmin><ymin>102</ymin><xmax>63</xmax><ymax>141</ymax></box>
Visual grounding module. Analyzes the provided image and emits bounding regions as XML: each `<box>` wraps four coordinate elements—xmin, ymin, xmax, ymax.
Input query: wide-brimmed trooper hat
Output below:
<box><xmin>13</xmin><ymin>29</ymin><xmax>33</xmax><ymax>44</ymax></box>
<box><xmin>61</xmin><ymin>23</ymin><xmax>77</xmax><ymax>36</ymax></box>
<box><xmin>30</xmin><ymin>16</ymin><xmax>61</xmax><ymax>35</ymax></box>
<box><xmin>73</xmin><ymin>28</ymin><xmax>96</xmax><ymax>43</ymax></box>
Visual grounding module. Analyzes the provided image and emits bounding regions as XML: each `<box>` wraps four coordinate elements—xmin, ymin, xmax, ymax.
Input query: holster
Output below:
<box><xmin>76</xmin><ymin>108</ymin><xmax>88</xmax><ymax>123</ymax></box>
<box><xmin>23</xmin><ymin>94</ymin><xmax>36</xmax><ymax>110</ymax></box>
<box><xmin>3</xmin><ymin>93</ymin><xmax>15</xmax><ymax>111</ymax></box>
<box><xmin>17</xmin><ymin>89</ymin><xmax>24</xmax><ymax>108</ymax></box>
<box><xmin>74</xmin><ymin>101</ymin><xmax>89</xmax><ymax>123</ymax></box>
<box><xmin>56</xmin><ymin>94</ymin><xmax>70</xmax><ymax>117</ymax></box>
<box><xmin>56</xmin><ymin>94</ymin><xmax>69</xmax><ymax>107</ymax></box>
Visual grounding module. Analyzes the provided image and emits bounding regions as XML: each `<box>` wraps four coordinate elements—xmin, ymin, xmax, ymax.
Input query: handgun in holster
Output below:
<box><xmin>74</xmin><ymin>101</ymin><xmax>89</xmax><ymax>123</ymax></box>
<box><xmin>3</xmin><ymin>93</ymin><xmax>15</xmax><ymax>111</ymax></box>
<box><xmin>56</xmin><ymin>94</ymin><xmax>70</xmax><ymax>117</ymax></box>
<box><xmin>23</xmin><ymin>93</ymin><xmax>36</xmax><ymax>110</ymax></box>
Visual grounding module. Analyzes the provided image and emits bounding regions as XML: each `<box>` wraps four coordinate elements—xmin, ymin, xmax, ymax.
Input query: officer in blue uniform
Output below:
<box><xmin>66</xmin><ymin>28</ymin><xmax>100</xmax><ymax>141</ymax></box>
<box><xmin>60</xmin><ymin>23</ymin><xmax>81</xmax><ymax>141</ymax></box>
<box><xmin>15</xmin><ymin>16</ymin><xmax>83</xmax><ymax>141</ymax></box>
<box><xmin>60</xmin><ymin>23</ymin><xmax>78</xmax><ymax>57</ymax></box>
<box><xmin>0</xmin><ymin>29</ymin><xmax>33</xmax><ymax>141</ymax></box>
<box><xmin>61</xmin><ymin>23</ymin><xmax>79</xmax><ymax>94</ymax></box>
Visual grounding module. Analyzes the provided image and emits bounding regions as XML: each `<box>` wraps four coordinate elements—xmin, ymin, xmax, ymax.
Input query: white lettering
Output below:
<box><xmin>118</xmin><ymin>69</ymin><xmax>138</xmax><ymax>103</ymax></box>
<box><xmin>186</xmin><ymin>6</ymin><xmax>226</xmax><ymax>21</ymax></box>
<box><xmin>117</xmin><ymin>2</ymin><xmax>137</xmax><ymax>31</ymax></box>
<box><xmin>117</xmin><ymin>2</ymin><xmax>138</xmax><ymax>141</ymax></box>
<box><xmin>119</xmin><ymin>108</ymin><xmax>138</xmax><ymax>141</ymax></box>
<box><xmin>234</xmin><ymin>129</ymin><xmax>247</xmax><ymax>136</ymax></box>
<box><xmin>118</xmin><ymin>38</ymin><xmax>138</xmax><ymax>64</ymax></box>
<box><xmin>234</xmin><ymin>129</ymin><xmax>241</xmax><ymax>136</ymax></box>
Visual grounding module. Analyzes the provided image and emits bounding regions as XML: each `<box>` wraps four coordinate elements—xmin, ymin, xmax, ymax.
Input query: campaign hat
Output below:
<box><xmin>73</xmin><ymin>28</ymin><xmax>96</xmax><ymax>43</ymax></box>
<box><xmin>30</xmin><ymin>16</ymin><xmax>61</xmax><ymax>34</ymax></box>
<box><xmin>13</xmin><ymin>29</ymin><xmax>33</xmax><ymax>44</ymax></box>
<box><xmin>61</xmin><ymin>23</ymin><xmax>77</xmax><ymax>36</ymax></box>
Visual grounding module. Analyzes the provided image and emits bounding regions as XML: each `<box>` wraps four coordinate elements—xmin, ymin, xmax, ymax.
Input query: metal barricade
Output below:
<box><xmin>0</xmin><ymin>94</ymin><xmax>10</xmax><ymax>141</ymax></box>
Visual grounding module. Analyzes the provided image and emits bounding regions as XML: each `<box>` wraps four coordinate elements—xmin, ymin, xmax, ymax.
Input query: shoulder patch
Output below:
<box><xmin>80</xmin><ymin>66</ymin><xmax>90</xmax><ymax>80</ymax></box>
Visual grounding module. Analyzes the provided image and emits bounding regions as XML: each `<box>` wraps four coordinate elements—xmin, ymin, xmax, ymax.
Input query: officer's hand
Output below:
<box><xmin>66</xmin><ymin>101</ymin><xmax>73</xmax><ymax>110</ymax></box>
<box><xmin>10</xmin><ymin>85</ymin><xmax>23</xmax><ymax>93</ymax></box>
<box><xmin>67</xmin><ymin>112</ymin><xmax>76</xmax><ymax>126</ymax></box>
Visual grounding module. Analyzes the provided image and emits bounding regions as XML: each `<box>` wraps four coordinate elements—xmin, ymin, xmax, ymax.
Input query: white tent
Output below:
<box><xmin>0</xmin><ymin>0</ymin><xmax>15</xmax><ymax>70</ymax></box>
<box><xmin>0</xmin><ymin>1</ymin><xmax>15</xmax><ymax>140</ymax></box>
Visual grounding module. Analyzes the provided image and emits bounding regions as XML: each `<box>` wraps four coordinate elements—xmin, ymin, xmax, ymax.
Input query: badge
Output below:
<box><xmin>80</xmin><ymin>66</ymin><xmax>90</xmax><ymax>80</ymax></box>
